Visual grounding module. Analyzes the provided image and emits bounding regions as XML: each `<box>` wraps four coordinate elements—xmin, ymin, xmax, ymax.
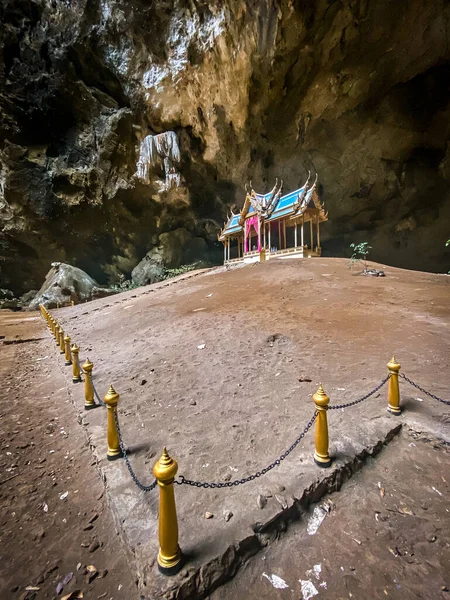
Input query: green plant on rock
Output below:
<box><xmin>163</xmin><ymin>261</ymin><xmax>201</xmax><ymax>280</ymax></box>
<box><xmin>349</xmin><ymin>242</ymin><xmax>372</xmax><ymax>272</ymax></box>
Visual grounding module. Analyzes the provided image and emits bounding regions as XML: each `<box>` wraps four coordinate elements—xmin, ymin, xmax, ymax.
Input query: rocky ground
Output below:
<box><xmin>210</xmin><ymin>430</ymin><xmax>450</xmax><ymax>600</ymax></box>
<box><xmin>0</xmin><ymin>257</ymin><xmax>449</xmax><ymax>599</ymax></box>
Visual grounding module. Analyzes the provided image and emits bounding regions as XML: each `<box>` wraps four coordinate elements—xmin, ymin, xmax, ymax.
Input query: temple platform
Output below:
<box><xmin>225</xmin><ymin>246</ymin><xmax>322</xmax><ymax>265</ymax></box>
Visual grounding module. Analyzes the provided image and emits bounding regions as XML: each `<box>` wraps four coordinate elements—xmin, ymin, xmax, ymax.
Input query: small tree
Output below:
<box><xmin>349</xmin><ymin>242</ymin><xmax>372</xmax><ymax>273</ymax></box>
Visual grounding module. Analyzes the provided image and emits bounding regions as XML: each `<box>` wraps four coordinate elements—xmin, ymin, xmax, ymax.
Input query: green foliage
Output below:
<box><xmin>349</xmin><ymin>242</ymin><xmax>372</xmax><ymax>272</ymax></box>
<box><xmin>163</xmin><ymin>261</ymin><xmax>201</xmax><ymax>280</ymax></box>
<box><xmin>109</xmin><ymin>280</ymin><xmax>141</xmax><ymax>292</ymax></box>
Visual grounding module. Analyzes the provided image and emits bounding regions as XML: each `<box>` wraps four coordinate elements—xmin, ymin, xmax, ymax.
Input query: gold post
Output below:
<box><xmin>71</xmin><ymin>300</ymin><xmax>75</xmax><ymax>307</ymax></box>
<box><xmin>64</xmin><ymin>335</ymin><xmax>72</xmax><ymax>366</ymax></box>
<box><xmin>83</xmin><ymin>359</ymin><xmax>95</xmax><ymax>410</ymax></box>
<box><xmin>59</xmin><ymin>328</ymin><xmax>65</xmax><ymax>353</ymax></box>
<box><xmin>153</xmin><ymin>448</ymin><xmax>183</xmax><ymax>575</ymax></box>
<box><xmin>71</xmin><ymin>344</ymin><xmax>82</xmax><ymax>383</ymax></box>
<box><xmin>104</xmin><ymin>385</ymin><xmax>123</xmax><ymax>461</ymax></box>
<box><xmin>313</xmin><ymin>384</ymin><xmax>332</xmax><ymax>468</ymax></box>
<box><xmin>54</xmin><ymin>324</ymin><xmax>61</xmax><ymax>345</ymax></box>
<box><xmin>387</xmin><ymin>356</ymin><xmax>401</xmax><ymax>415</ymax></box>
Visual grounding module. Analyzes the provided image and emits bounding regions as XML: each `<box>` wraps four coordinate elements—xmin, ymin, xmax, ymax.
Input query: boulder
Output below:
<box><xmin>132</xmin><ymin>228</ymin><xmax>203</xmax><ymax>286</ymax></box>
<box><xmin>29</xmin><ymin>263</ymin><xmax>116</xmax><ymax>310</ymax></box>
<box><xmin>0</xmin><ymin>289</ymin><xmax>15</xmax><ymax>300</ymax></box>
<box><xmin>20</xmin><ymin>290</ymin><xmax>38</xmax><ymax>306</ymax></box>
<box><xmin>131</xmin><ymin>250</ymin><xmax>166</xmax><ymax>286</ymax></box>
<box><xmin>158</xmin><ymin>228</ymin><xmax>192</xmax><ymax>269</ymax></box>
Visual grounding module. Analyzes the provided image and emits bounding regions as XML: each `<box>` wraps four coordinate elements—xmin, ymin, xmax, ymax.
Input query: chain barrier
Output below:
<box><xmin>400</xmin><ymin>373</ymin><xmax>450</xmax><ymax>406</ymax></box>
<box><xmin>114</xmin><ymin>411</ymin><xmax>158</xmax><ymax>492</ymax></box>
<box><xmin>176</xmin><ymin>412</ymin><xmax>317</xmax><ymax>488</ymax></box>
<box><xmin>328</xmin><ymin>375</ymin><xmax>390</xmax><ymax>410</ymax></box>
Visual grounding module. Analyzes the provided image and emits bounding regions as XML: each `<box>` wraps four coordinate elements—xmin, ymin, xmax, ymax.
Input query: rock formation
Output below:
<box><xmin>1</xmin><ymin>0</ymin><xmax>450</xmax><ymax>295</ymax></box>
<box><xmin>29</xmin><ymin>262</ymin><xmax>115</xmax><ymax>309</ymax></box>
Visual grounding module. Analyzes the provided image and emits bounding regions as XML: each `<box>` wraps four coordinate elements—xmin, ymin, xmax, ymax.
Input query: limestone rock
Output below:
<box><xmin>131</xmin><ymin>250</ymin><xmax>167</xmax><ymax>286</ymax></box>
<box><xmin>0</xmin><ymin>289</ymin><xmax>14</xmax><ymax>300</ymax></box>
<box><xmin>158</xmin><ymin>228</ymin><xmax>192</xmax><ymax>269</ymax></box>
<box><xmin>1</xmin><ymin>0</ymin><xmax>450</xmax><ymax>296</ymax></box>
<box><xmin>29</xmin><ymin>263</ymin><xmax>115</xmax><ymax>309</ymax></box>
<box><xmin>20</xmin><ymin>290</ymin><xmax>38</xmax><ymax>306</ymax></box>
<box><xmin>131</xmin><ymin>227</ymin><xmax>207</xmax><ymax>285</ymax></box>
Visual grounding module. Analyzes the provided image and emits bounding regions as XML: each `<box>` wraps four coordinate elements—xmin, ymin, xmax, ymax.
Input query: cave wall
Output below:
<box><xmin>1</xmin><ymin>0</ymin><xmax>449</xmax><ymax>294</ymax></box>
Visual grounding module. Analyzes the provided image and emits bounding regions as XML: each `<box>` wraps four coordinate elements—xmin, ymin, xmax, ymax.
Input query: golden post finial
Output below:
<box><xmin>59</xmin><ymin>327</ymin><xmax>65</xmax><ymax>354</ymax></box>
<box><xmin>153</xmin><ymin>448</ymin><xmax>183</xmax><ymax>575</ymax></box>
<box><xmin>71</xmin><ymin>344</ymin><xmax>81</xmax><ymax>383</ymax></box>
<box><xmin>82</xmin><ymin>359</ymin><xmax>95</xmax><ymax>410</ymax></box>
<box><xmin>387</xmin><ymin>355</ymin><xmax>402</xmax><ymax>415</ymax></box>
<box><xmin>103</xmin><ymin>385</ymin><xmax>123</xmax><ymax>461</ymax></box>
<box><xmin>64</xmin><ymin>334</ymin><xmax>72</xmax><ymax>366</ymax></box>
<box><xmin>312</xmin><ymin>383</ymin><xmax>332</xmax><ymax>468</ymax></box>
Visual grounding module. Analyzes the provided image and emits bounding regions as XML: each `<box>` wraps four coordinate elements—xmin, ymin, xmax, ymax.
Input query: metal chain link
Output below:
<box><xmin>176</xmin><ymin>412</ymin><xmax>317</xmax><ymax>488</ymax></box>
<box><xmin>328</xmin><ymin>375</ymin><xmax>390</xmax><ymax>410</ymax></box>
<box><xmin>400</xmin><ymin>373</ymin><xmax>450</xmax><ymax>406</ymax></box>
<box><xmin>113</xmin><ymin>411</ymin><xmax>158</xmax><ymax>492</ymax></box>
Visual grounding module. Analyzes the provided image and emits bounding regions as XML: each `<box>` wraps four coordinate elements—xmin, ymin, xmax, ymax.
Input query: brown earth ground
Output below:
<box><xmin>1</xmin><ymin>258</ymin><xmax>449</xmax><ymax>600</ymax></box>
<box><xmin>0</xmin><ymin>313</ymin><xmax>137</xmax><ymax>600</ymax></box>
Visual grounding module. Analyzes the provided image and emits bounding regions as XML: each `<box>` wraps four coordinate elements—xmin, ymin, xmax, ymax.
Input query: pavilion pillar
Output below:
<box><xmin>301</xmin><ymin>216</ymin><xmax>304</xmax><ymax>247</ymax></box>
<box><xmin>223</xmin><ymin>242</ymin><xmax>227</xmax><ymax>263</ymax></box>
<box><xmin>317</xmin><ymin>216</ymin><xmax>320</xmax><ymax>248</ymax></box>
<box><xmin>283</xmin><ymin>220</ymin><xmax>287</xmax><ymax>249</ymax></box>
<box><xmin>294</xmin><ymin>222</ymin><xmax>298</xmax><ymax>248</ymax></box>
<box><xmin>310</xmin><ymin>219</ymin><xmax>313</xmax><ymax>250</ymax></box>
<box><xmin>268</xmin><ymin>224</ymin><xmax>271</xmax><ymax>251</ymax></box>
<box><xmin>278</xmin><ymin>221</ymin><xmax>281</xmax><ymax>250</ymax></box>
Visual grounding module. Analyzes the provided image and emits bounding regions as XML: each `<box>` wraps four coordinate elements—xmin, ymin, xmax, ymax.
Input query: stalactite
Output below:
<box><xmin>136</xmin><ymin>131</ymin><xmax>181</xmax><ymax>188</ymax></box>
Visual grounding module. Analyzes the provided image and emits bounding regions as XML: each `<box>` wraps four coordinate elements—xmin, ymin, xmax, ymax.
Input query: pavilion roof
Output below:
<box><xmin>218</xmin><ymin>173</ymin><xmax>327</xmax><ymax>240</ymax></box>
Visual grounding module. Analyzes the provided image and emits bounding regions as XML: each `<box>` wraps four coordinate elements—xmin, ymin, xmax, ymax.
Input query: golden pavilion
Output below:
<box><xmin>218</xmin><ymin>174</ymin><xmax>327</xmax><ymax>264</ymax></box>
